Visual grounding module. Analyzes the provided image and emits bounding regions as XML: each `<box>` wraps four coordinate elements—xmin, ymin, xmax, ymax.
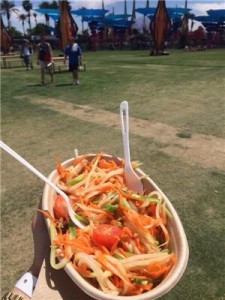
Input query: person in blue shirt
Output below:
<box><xmin>64</xmin><ymin>37</ymin><xmax>82</xmax><ymax>85</ymax></box>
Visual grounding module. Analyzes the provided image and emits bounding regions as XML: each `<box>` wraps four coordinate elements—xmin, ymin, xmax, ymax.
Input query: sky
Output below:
<box><xmin>1</xmin><ymin>0</ymin><xmax>225</xmax><ymax>34</ymax></box>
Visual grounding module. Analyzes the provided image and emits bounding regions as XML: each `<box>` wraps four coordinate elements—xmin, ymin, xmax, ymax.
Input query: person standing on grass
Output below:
<box><xmin>64</xmin><ymin>37</ymin><xmax>82</xmax><ymax>85</ymax></box>
<box><xmin>21</xmin><ymin>40</ymin><xmax>33</xmax><ymax>71</ymax></box>
<box><xmin>37</xmin><ymin>35</ymin><xmax>54</xmax><ymax>85</ymax></box>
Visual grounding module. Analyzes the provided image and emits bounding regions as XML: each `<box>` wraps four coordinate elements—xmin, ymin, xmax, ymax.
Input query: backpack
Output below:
<box><xmin>38</xmin><ymin>42</ymin><xmax>51</xmax><ymax>61</ymax></box>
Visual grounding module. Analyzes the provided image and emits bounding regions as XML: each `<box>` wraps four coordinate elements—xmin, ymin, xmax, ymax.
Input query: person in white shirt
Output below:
<box><xmin>21</xmin><ymin>40</ymin><xmax>33</xmax><ymax>71</ymax></box>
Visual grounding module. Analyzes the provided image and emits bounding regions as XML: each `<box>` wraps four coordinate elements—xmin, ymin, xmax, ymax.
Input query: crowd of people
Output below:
<box><xmin>18</xmin><ymin>35</ymin><xmax>83</xmax><ymax>86</ymax></box>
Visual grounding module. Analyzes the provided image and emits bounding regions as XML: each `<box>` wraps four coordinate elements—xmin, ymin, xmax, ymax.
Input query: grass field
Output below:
<box><xmin>1</xmin><ymin>48</ymin><xmax>225</xmax><ymax>299</ymax></box>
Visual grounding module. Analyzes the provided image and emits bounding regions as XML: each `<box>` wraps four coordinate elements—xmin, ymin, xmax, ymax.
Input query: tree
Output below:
<box><xmin>33</xmin><ymin>12</ymin><xmax>37</xmax><ymax>25</ymax></box>
<box><xmin>39</xmin><ymin>0</ymin><xmax>59</xmax><ymax>27</ymax></box>
<box><xmin>22</xmin><ymin>0</ymin><xmax>32</xmax><ymax>31</ymax></box>
<box><xmin>39</xmin><ymin>1</ymin><xmax>59</xmax><ymax>28</ymax></box>
<box><xmin>29</xmin><ymin>23</ymin><xmax>50</xmax><ymax>36</ymax></box>
<box><xmin>1</xmin><ymin>0</ymin><xmax>18</xmax><ymax>28</ymax></box>
<box><xmin>50</xmin><ymin>0</ymin><xmax>58</xmax><ymax>9</ymax></box>
<box><xmin>18</xmin><ymin>13</ymin><xmax>27</xmax><ymax>35</ymax></box>
<box><xmin>39</xmin><ymin>1</ymin><xmax>58</xmax><ymax>9</ymax></box>
<box><xmin>44</xmin><ymin>13</ymin><xmax>50</xmax><ymax>26</ymax></box>
<box><xmin>8</xmin><ymin>25</ymin><xmax>23</xmax><ymax>37</ymax></box>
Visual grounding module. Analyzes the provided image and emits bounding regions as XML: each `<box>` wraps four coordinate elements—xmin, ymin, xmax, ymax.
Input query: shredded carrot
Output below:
<box><xmin>56</xmin><ymin>159</ymin><xmax>70</xmax><ymax>182</ymax></box>
<box><xmin>43</xmin><ymin>153</ymin><xmax>175</xmax><ymax>297</ymax></box>
<box><xmin>146</xmin><ymin>254</ymin><xmax>176</xmax><ymax>279</ymax></box>
<box><xmin>95</xmin><ymin>250</ymin><xmax>133</xmax><ymax>295</ymax></box>
<box><xmin>72</xmin><ymin>155</ymin><xmax>87</xmax><ymax>166</ymax></box>
<box><xmin>75</xmin><ymin>262</ymin><xmax>91</xmax><ymax>277</ymax></box>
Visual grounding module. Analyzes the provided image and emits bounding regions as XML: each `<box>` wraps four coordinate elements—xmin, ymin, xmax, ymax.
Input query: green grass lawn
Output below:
<box><xmin>1</xmin><ymin>48</ymin><xmax>225</xmax><ymax>299</ymax></box>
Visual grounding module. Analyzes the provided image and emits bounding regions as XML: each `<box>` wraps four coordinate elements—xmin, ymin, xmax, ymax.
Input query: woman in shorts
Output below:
<box><xmin>37</xmin><ymin>36</ymin><xmax>54</xmax><ymax>85</ymax></box>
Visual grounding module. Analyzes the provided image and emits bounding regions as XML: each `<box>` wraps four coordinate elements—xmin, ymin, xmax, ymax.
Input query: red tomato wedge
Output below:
<box><xmin>53</xmin><ymin>195</ymin><xmax>69</xmax><ymax>220</ymax></box>
<box><xmin>91</xmin><ymin>224</ymin><xmax>122</xmax><ymax>249</ymax></box>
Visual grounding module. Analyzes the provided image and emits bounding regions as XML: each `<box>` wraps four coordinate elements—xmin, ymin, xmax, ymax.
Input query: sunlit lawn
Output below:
<box><xmin>1</xmin><ymin>48</ymin><xmax>225</xmax><ymax>299</ymax></box>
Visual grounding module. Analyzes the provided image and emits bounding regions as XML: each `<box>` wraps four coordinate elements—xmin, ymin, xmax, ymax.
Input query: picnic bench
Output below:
<box><xmin>0</xmin><ymin>54</ymin><xmax>24</xmax><ymax>68</ymax></box>
<box><xmin>52</xmin><ymin>56</ymin><xmax>68</xmax><ymax>72</ymax></box>
<box><xmin>0</xmin><ymin>54</ymin><xmax>34</xmax><ymax>69</ymax></box>
<box><xmin>52</xmin><ymin>56</ymin><xmax>86</xmax><ymax>73</ymax></box>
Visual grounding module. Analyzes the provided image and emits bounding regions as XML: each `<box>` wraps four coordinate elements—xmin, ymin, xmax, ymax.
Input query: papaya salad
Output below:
<box><xmin>41</xmin><ymin>153</ymin><xmax>176</xmax><ymax>296</ymax></box>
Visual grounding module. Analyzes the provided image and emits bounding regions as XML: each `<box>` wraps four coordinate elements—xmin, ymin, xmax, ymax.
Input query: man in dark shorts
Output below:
<box><xmin>64</xmin><ymin>37</ymin><xmax>82</xmax><ymax>85</ymax></box>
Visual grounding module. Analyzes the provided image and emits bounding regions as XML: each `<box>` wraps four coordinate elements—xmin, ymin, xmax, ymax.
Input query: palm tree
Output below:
<box><xmin>50</xmin><ymin>1</ymin><xmax>58</xmax><ymax>9</ymax></box>
<box><xmin>39</xmin><ymin>1</ymin><xmax>59</xmax><ymax>27</ymax></box>
<box><xmin>22</xmin><ymin>0</ymin><xmax>32</xmax><ymax>31</ymax></box>
<box><xmin>44</xmin><ymin>13</ymin><xmax>50</xmax><ymax>26</ymax></box>
<box><xmin>26</xmin><ymin>12</ymin><xmax>31</xmax><ymax>34</ymax></box>
<box><xmin>1</xmin><ymin>0</ymin><xmax>18</xmax><ymax>28</ymax></box>
<box><xmin>18</xmin><ymin>13</ymin><xmax>27</xmax><ymax>35</ymax></box>
<box><xmin>39</xmin><ymin>1</ymin><xmax>58</xmax><ymax>9</ymax></box>
<box><xmin>33</xmin><ymin>12</ymin><xmax>37</xmax><ymax>25</ymax></box>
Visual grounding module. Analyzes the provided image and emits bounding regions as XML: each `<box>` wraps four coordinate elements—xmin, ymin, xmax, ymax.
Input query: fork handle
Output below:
<box><xmin>120</xmin><ymin>100</ymin><xmax>132</xmax><ymax>168</ymax></box>
<box><xmin>0</xmin><ymin>140</ymin><xmax>84</xmax><ymax>228</ymax></box>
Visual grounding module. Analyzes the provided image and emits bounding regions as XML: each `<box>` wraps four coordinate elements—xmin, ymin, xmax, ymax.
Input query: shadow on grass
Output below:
<box><xmin>26</xmin><ymin>83</ymin><xmax>74</xmax><ymax>87</ymax></box>
<box><xmin>55</xmin><ymin>83</ymin><xmax>74</xmax><ymax>87</ymax></box>
<box><xmin>26</xmin><ymin>84</ymin><xmax>43</xmax><ymax>87</ymax></box>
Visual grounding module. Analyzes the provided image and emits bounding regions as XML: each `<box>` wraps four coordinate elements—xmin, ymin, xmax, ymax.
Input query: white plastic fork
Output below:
<box><xmin>120</xmin><ymin>101</ymin><xmax>143</xmax><ymax>194</ymax></box>
<box><xmin>0</xmin><ymin>140</ymin><xmax>85</xmax><ymax>228</ymax></box>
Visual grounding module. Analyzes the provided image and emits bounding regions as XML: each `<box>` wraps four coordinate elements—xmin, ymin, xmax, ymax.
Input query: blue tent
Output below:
<box><xmin>81</xmin><ymin>16</ymin><xmax>133</xmax><ymax>29</ymax></box>
<box><xmin>194</xmin><ymin>15</ymin><xmax>221</xmax><ymax>23</ymax></box>
<box><xmin>194</xmin><ymin>9</ymin><xmax>225</xmax><ymax>32</ymax></box>
<box><xmin>71</xmin><ymin>8</ymin><xmax>108</xmax><ymax>17</ymax></box>
<box><xmin>34</xmin><ymin>8</ymin><xmax>59</xmax><ymax>14</ymax></box>
<box><xmin>33</xmin><ymin>8</ymin><xmax>59</xmax><ymax>22</ymax></box>
<box><xmin>106</xmin><ymin>13</ymin><xmax>132</xmax><ymax>20</ymax></box>
<box><xmin>72</xmin><ymin>7</ymin><xmax>133</xmax><ymax>29</ymax></box>
<box><xmin>47</xmin><ymin>13</ymin><xmax>59</xmax><ymax>22</ymax></box>
<box><xmin>135</xmin><ymin>7</ymin><xmax>155</xmax><ymax>16</ymax></box>
<box><xmin>82</xmin><ymin>16</ymin><xmax>102</xmax><ymax>22</ymax></box>
<box><xmin>207</xmin><ymin>9</ymin><xmax>225</xmax><ymax>18</ymax></box>
<box><xmin>105</xmin><ymin>19</ymin><xmax>134</xmax><ymax>28</ymax></box>
<box><xmin>195</xmin><ymin>12</ymin><xmax>225</xmax><ymax>23</ymax></box>
<box><xmin>135</xmin><ymin>7</ymin><xmax>190</xmax><ymax>18</ymax></box>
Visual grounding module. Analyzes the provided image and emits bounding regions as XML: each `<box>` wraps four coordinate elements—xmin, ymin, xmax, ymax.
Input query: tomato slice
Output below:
<box><xmin>91</xmin><ymin>224</ymin><xmax>122</xmax><ymax>249</ymax></box>
<box><xmin>53</xmin><ymin>195</ymin><xmax>69</xmax><ymax>220</ymax></box>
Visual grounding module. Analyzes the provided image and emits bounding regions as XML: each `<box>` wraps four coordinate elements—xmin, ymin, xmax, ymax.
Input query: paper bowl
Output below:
<box><xmin>42</xmin><ymin>154</ymin><xmax>189</xmax><ymax>300</ymax></box>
